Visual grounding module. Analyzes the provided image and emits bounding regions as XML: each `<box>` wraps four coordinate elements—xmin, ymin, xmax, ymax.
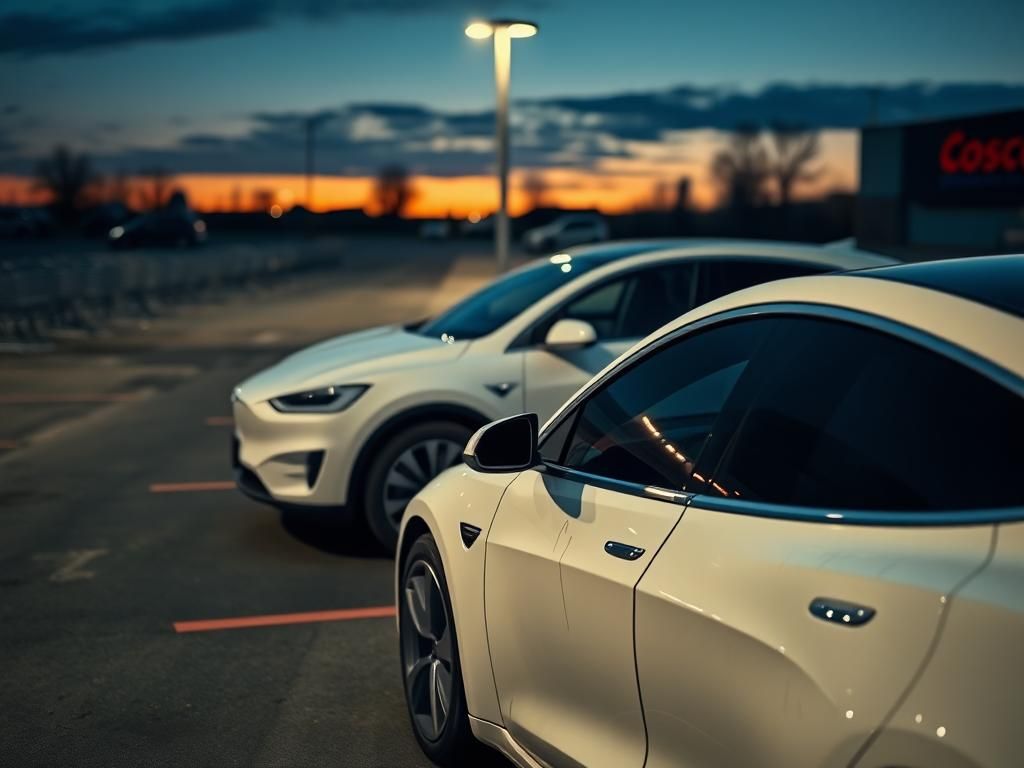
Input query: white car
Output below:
<box><xmin>232</xmin><ymin>240</ymin><xmax>890</xmax><ymax>548</ymax></box>
<box><xmin>397</xmin><ymin>254</ymin><xmax>1024</xmax><ymax>768</ymax></box>
<box><xmin>522</xmin><ymin>213</ymin><xmax>609</xmax><ymax>253</ymax></box>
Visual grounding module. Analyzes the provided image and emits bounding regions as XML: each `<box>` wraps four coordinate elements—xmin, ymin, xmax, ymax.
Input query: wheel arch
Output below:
<box><xmin>350</xmin><ymin>402</ymin><xmax>491</xmax><ymax>509</ymax></box>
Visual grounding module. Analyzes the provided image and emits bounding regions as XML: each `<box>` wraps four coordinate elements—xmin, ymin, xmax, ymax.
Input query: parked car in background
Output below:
<box><xmin>523</xmin><ymin>213</ymin><xmax>609</xmax><ymax>253</ymax></box>
<box><xmin>0</xmin><ymin>206</ymin><xmax>53</xmax><ymax>238</ymax></box>
<box><xmin>108</xmin><ymin>207</ymin><xmax>206</xmax><ymax>249</ymax></box>
<box><xmin>397</xmin><ymin>253</ymin><xmax>1024</xmax><ymax>768</ymax></box>
<box><xmin>231</xmin><ymin>239</ymin><xmax>891</xmax><ymax>549</ymax></box>
<box><xmin>419</xmin><ymin>220</ymin><xmax>452</xmax><ymax>239</ymax></box>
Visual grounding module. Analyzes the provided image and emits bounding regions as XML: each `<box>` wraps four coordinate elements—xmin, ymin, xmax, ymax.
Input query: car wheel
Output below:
<box><xmin>400</xmin><ymin>533</ymin><xmax>476</xmax><ymax>765</ymax></box>
<box><xmin>364</xmin><ymin>421</ymin><xmax>471</xmax><ymax>551</ymax></box>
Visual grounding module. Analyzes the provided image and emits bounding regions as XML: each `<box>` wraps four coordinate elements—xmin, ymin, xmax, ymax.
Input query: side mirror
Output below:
<box><xmin>545</xmin><ymin>318</ymin><xmax>597</xmax><ymax>349</ymax></box>
<box><xmin>463</xmin><ymin>413</ymin><xmax>540</xmax><ymax>473</ymax></box>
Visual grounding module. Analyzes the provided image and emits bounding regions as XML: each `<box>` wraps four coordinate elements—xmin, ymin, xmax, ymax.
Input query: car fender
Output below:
<box><xmin>398</xmin><ymin>466</ymin><xmax>521</xmax><ymax>727</ymax></box>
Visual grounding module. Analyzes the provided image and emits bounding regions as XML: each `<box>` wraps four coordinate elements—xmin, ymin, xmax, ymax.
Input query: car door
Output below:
<box><xmin>521</xmin><ymin>261</ymin><xmax>699</xmax><ymax>420</ymax></box>
<box><xmin>634</xmin><ymin>311</ymin><xmax>1021</xmax><ymax>767</ymax></box>
<box><xmin>485</xmin><ymin>318</ymin><xmax>772</xmax><ymax>767</ymax></box>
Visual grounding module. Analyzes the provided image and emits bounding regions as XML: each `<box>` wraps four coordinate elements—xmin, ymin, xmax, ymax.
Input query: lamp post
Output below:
<box><xmin>465</xmin><ymin>19</ymin><xmax>538</xmax><ymax>272</ymax></box>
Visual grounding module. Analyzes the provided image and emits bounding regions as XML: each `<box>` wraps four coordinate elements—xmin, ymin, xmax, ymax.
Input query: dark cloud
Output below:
<box><xmin>0</xmin><ymin>0</ymin><xmax>546</xmax><ymax>57</ymax></box>
<box><xmin>535</xmin><ymin>82</ymin><xmax>1024</xmax><ymax>139</ymax></box>
<box><xmin>3</xmin><ymin>81</ymin><xmax>1023</xmax><ymax>177</ymax></box>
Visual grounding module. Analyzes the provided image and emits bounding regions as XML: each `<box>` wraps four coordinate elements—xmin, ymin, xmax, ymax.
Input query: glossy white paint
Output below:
<box><xmin>485</xmin><ymin>470</ymin><xmax>683</xmax><ymax>767</ymax></box>
<box><xmin>236</xmin><ymin>239</ymin><xmax>889</xmax><ymax>510</ymax></box>
<box><xmin>398</xmin><ymin>260</ymin><xmax>1023</xmax><ymax>767</ymax></box>
<box><xmin>635</xmin><ymin>505</ymin><xmax>993</xmax><ymax>767</ymax></box>
<box><xmin>857</xmin><ymin>522</ymin><xmax>1024</xmax><ymax>768</ymax></box>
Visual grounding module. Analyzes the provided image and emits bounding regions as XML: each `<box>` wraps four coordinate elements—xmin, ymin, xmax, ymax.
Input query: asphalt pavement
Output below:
<box><xmin>0</xmin><ymin>236</ymin><xmax>514</xmax><ymax>767</ymax></box>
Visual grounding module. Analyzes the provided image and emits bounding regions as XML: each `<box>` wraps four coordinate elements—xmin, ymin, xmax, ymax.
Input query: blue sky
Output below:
<box><xmin>1</xmin><ymin>0</ymin><xmax>1023</xmax><ymax>177</ymax></box>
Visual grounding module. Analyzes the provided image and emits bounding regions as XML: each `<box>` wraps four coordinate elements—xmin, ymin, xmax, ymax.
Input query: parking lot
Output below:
<box><xmin>0</xmin><ymin>237</ymin><xmax>513</xmax><ymax>767</ymax></box>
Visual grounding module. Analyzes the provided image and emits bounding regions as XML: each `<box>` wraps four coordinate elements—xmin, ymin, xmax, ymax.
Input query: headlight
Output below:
<box><xmin>270</xmin><ymin>384</ymin><xmax>369</xmax><ymax>414</ymax></box>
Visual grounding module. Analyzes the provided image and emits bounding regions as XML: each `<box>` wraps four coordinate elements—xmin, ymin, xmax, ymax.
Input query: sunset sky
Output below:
<box><xmin>1</xmin><ymin>0</ymin><xmax>1023</xmax><ymax>216</ymax></box>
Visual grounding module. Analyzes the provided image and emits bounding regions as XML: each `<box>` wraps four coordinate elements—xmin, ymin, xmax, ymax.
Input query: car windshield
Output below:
<box><xmin>418</xmin><ymin>242</ymin><xmax>680</xmax><ymax>341</ymax></box>
<box><xmin>417</xmin><ymin>258</ymin><xmax>599</xmax><ymax>341</ymax></box>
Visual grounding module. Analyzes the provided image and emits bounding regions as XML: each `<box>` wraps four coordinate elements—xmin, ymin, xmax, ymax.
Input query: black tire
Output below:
<box><xmin>363</xmin><ymin>420</ymin><xmax>471</xmax><ymax>551</ymax></box>
<box><xmin>399</xmin><ymin>533</ymin><xmax>477</xmax><ymax>765</ymax></box>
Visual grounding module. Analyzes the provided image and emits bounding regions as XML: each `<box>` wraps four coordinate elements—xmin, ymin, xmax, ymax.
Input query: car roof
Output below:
<box><xmin>559</xmin><ymin>238</ymin><xmax>893</xmax><ymax>272</ymax></box>
<box><xmin>852</xmin><ymin>254</ymin><xmax>1024</xmax><ymax>319</ymax></box>
<box><xmin>637</xmin><ymin>259</ymin><xmax>1024</xmax><ymax>380</ymax></box>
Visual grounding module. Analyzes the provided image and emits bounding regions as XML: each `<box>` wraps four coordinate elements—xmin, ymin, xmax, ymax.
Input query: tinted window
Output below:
<box><xmin>547</xmin><ymin>263</ymin><xmax>697</xmax><ymax>342</ymax></box>
<box><xmin>698</xmin><ymin>259</ymin><xmax>823</xmax><ymax>305</ymax></box>
<box><xmin>421</xmin><ymin>243</ymin><xmax>683</xmax><ymax>341</ymax></box>
<box><xmin>701</xmin><ymin>318</ymin><xmax>1024</xmax><ymax>511</ymax></box>
<box><xmin>558</xmin><ymin>319</ymin><xmax>776</xmax><ymax>489</ymax></box>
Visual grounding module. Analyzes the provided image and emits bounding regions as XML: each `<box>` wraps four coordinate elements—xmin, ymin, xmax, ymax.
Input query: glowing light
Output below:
<box><xmin>269</xmin><ymin>204</ymin><xmax>283</xmax><ymax>218</ymax></box>
<box><xmin>936</xmin><ymin>726</ymin><xmax>946</xmax><ymax>738</ymax></box>
<box><xmin>842</xmin><ymin>614</ymin><xmax>851</xmax><ymax>623</ymax></box>
<box><xmin>507</xmin><ymin>22</ymin><xmax>538</xmax><ymax>37</ymax></box>
<box><xmin>560</xmin><ymin>263</ymin><xmax>572</xmax><ymax>273</ymax></box>
<box><xmin>845</xmin><ymin>710</ymin><xmax>854</xmax><ymax>720</ymax></box>
<box><xmin>826</xmin><ymin>609</ymin><xmax>834</xmax><ymax>619</ymax></box>
<box><xmin>550</xmin><ymin>253</ymin><xmax>572</xmax><ymax>264</ymax></box>
<box><xmin>914</xmin><ymin>714</ymin><xmax>923</xmax><ymax>724</ymax></box>
<box><xmin>826</xmin><ymin>512</ymin><xmax>843</xmax><ymax>519</ymax></box>
<box><xmin>109</xmin><ymin>225</ymin><xmax>124</xmax><ymax>239</ymax></box>
<box><xmin>465</xmin><ymin>21</ymin><xmax>494</xmax><ymax>39</ymax></box>
<box><xmin>468</xmin><ymin>211</ymin><xmax>482</xmax><ymax>224</ymax></box>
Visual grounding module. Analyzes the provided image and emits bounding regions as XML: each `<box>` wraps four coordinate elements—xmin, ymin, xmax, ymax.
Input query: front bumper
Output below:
<box><xmin>232</xmin><ymin>397</ymin><xmax>359</xmax><ymax>509</ymax></box>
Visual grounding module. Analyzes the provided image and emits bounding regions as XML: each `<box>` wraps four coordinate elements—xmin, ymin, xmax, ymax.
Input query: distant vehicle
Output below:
<box><xmin>397</xmin><ymin>254</ymin><xmax>1024</xmax><ymax>768</ymax></box>
<box><xmin>419</xmin><ymin>220</ymin><xmax>452</xmax><ymax>240</ymax></box>
<box><xmin>523</xmin><ymin>213</ymin><xmax>609</xmax><ymax>253</ymax></box>
<box><xmin>83</xmin><ymin>202</ymin><xmax>133</xmax><ymax>238</ymax></box>
<box><xmin>0</xmin><ymin>206</ymin><xmax>52</xmax><ymax>238</ymax></box>
<box><xmin>108</xmin><ymin>208</ymin><xmax>207</xmax><ymax>249</ymax></box>
<box><xmin>230</xmin><ymin>239</ymin><xmax>891</xmax><ymax>549</ymax></box>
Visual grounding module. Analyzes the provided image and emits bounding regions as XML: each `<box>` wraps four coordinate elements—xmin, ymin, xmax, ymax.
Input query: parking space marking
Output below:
<box><xmin>34</xmin><ymin>548</ymin><xmax>109</xmax><ymax>582</ymax></box>
<box><xmin>0</xmin><ymin>393</ymin><xmax>141</xmax><ymax>404</ymax></box>
<box><xmin>149</xmin><ymin>480</ymin><xmax>236</xmax><ymax>493</ymax></box>
<box><xmin>205</xmin><ymin>416</ymin><xmax>233</xmax><ymax>426</ymax></box>
<box><xmin>173</xmin><ymin>605</ymin><xmax>397</xmax><ymax>633</ymax></box>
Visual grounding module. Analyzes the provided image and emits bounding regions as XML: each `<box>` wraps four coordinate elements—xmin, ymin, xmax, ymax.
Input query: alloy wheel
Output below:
<box><xmin>382</xmin><ymin>438</ymin><xmax>462</xmax><ymax>528</ymax></box>
<box><xmin>401</xmin><ymin>559</ymin><xmax>455</xmax><ymax>743</ymax></box>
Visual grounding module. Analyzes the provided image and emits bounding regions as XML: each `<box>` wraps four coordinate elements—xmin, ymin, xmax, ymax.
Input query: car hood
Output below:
<box><xmin>234</xmin><ymin>324</ymin><xmax>467</xmax><ymax>404</ymax></box>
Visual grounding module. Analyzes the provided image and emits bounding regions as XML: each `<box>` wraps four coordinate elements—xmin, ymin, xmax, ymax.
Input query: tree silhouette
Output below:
<box><xmin>372</xmin><ymin>165</ymin><xmax>416</xmax><ymax>218</ymax></box>
<box><xmin>770</xmin><ymin>123</ymin><xmax>822</xmax><ymax>208</ymax></box>
<box><xmin>711</xmin><ymin>125</ymin><xmax>771</xmax><ymax>209</ymax></box>
<box><xmin>521</xmin><ymin>171</ymin><xmax>548</xmax><ymax>211</ymax></box>
<box><xmin>137</xmin><ymin>167</ymin><xmax>175</xmax><ymax>211</ymax></box>
<box><xmin>34</xmin><ymin>145</ymin><xmax>96</xmax><ymax>223</ymax></box>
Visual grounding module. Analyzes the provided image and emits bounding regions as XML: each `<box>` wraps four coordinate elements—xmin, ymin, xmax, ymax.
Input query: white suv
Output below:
<box><xmin>231</xmin><ymin>239</ymin><xmax>891</xmax><ymax>548</ymax></box>
<box><xmin>522</xmin><ymin>213</ymin><xmax>609</xmax><ymax>253</ymax></box>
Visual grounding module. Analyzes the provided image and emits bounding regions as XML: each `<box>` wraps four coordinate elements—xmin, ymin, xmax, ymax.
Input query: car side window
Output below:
<box><xmin>698</xmin><ymin>259</ymin><xmax>824</xmax><ymax>305</ymax></box>
<box><xmin>551</xmin><ymin>263</ymin><xmax>698</xmax><ymax>343</ymax></box>
<box><xmin>700</xmin><ymin>317</ymin><xmax>1024</xmax><ymax>511</ymax></box>
<box><xmin>555</xmin><ymin>318</ymin><xmax>778</xmax><ymax>490</ymax></box>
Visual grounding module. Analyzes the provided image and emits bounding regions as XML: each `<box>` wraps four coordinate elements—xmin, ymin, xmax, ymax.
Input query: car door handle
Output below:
<box><xmin>604</xmin><ymin>541</ymin><xmax>645</xmax><ymax>561</ymax></box>
<box><xmin>809</xmin><ymin>597</ymin><xmax>875</xmax><ymax>627</ymax></box>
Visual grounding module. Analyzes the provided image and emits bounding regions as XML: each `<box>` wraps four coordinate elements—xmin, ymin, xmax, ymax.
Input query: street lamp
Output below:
<box><xmin>465</xmin><ymin>19</ymin><xmax>538</xmax><ymax>272</ymax></box>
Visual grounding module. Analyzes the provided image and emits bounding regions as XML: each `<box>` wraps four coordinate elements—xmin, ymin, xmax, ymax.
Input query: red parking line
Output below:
<box><xmin>205</xmin><ymin>416</ymin><xmax>233</xmax><ymax>426</ymax></box>
<box><xmin>149</xmin><ymin>481</ymin><xmax>236</xmax><ymax>493</ymax></box>
<box><xmin>174</xmin><ymin>605</ymin><xmax>397</xmax><ymax>634</ymax></box>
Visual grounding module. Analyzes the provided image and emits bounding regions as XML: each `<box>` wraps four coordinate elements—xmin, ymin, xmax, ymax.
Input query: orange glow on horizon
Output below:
<box><xmin>0</xmin><ymin>130</ymin><xmax>857</xmax><ymax>218</ymax></box>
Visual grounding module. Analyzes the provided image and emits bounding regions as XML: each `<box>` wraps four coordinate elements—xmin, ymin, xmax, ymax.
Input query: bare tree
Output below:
<box><xmin>710</xmin><ymin>125</ymin><xmax>771</xmax><ymax>209</ymax></box>
<box><xmin>521</xmin><ymin>171</ymin><xmax>548</xmax><ymax>211</ymax></box>
<box><xmin>770</xmin><ymin>124</ymin><xmax>822</xmax><ymax>207</ymax></box>
<box><xmin>137</xmin><ymin>167</ymin><xmax>175</xmax><ymax>211</ymax></box>
<box><xmin>34</xmin><ymin>145</ymin><xmax>96</xmax><ymax>222</ymax></box>
<box><xmin>372</xmin><ymin>165</ymin><xmax>416</xmax><ymax>218</ymax></box>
